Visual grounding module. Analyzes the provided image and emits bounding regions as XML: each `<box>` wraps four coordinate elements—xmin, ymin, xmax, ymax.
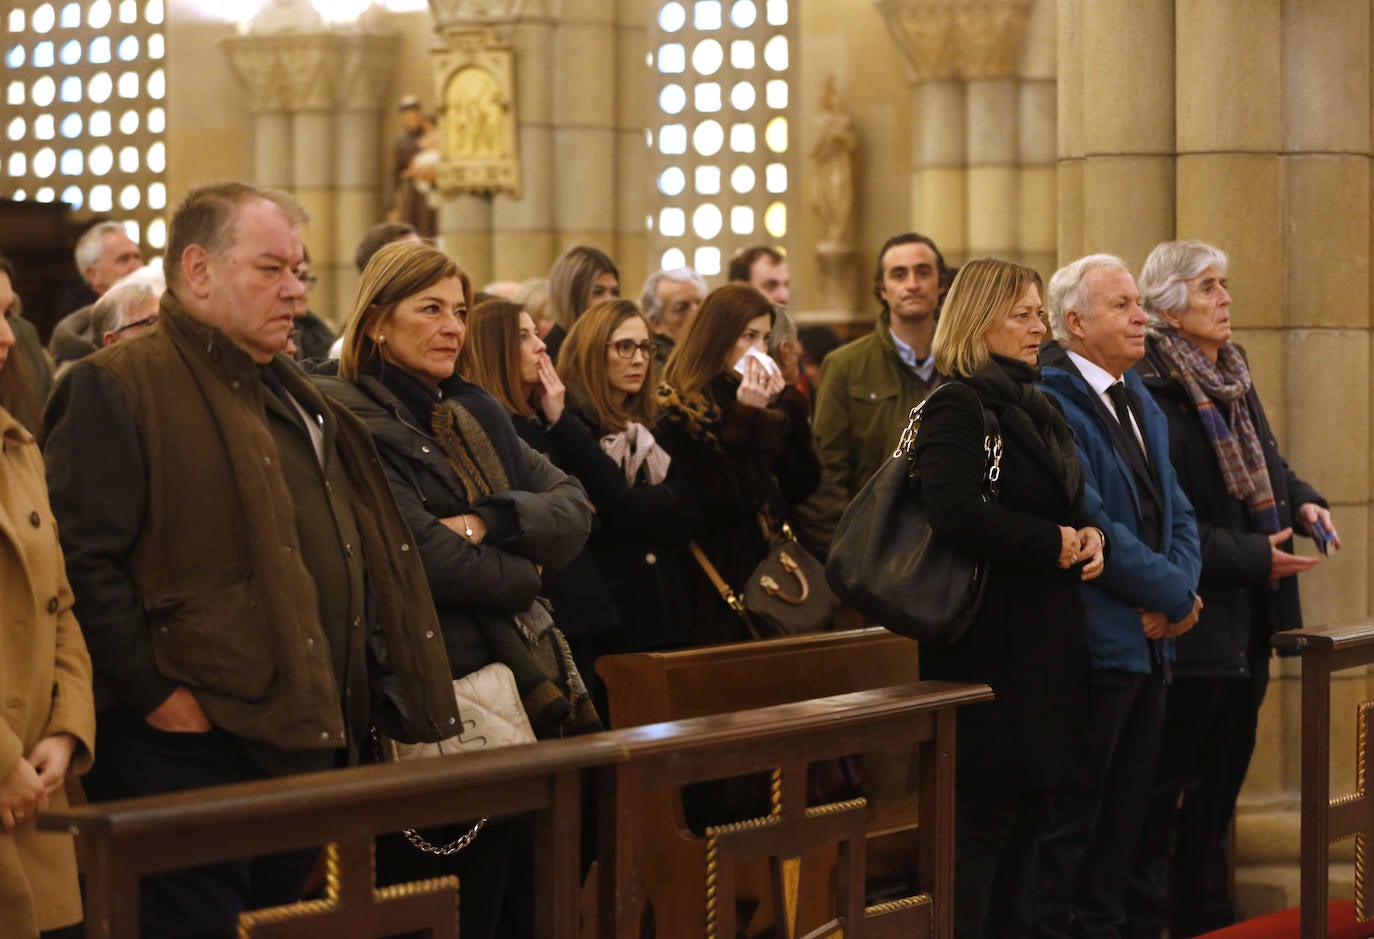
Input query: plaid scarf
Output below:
<box><xmin>1155</xmin><ymin>331</ymin><xmax>1279</xmax><ymax>534</ymax></box>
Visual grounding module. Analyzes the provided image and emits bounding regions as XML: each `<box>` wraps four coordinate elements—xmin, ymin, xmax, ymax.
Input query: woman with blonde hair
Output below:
<box><xmin>0</xmin><ymin>253</ymin><xmax>96</xmax><ymax>939</ymax></box>
<box><xmin>317</xmin><ymin>241</ymin><xmax>595</xmax><ymax>939</ymax></box>
<box><xmin>543</xmin><ymin>244</ymin><xmax>619</xmax><ymax>361</ymax></box>
<box><xmin>656</xmin><ymin>284</ymin><xmax>819</xmax><ymax>646</ymax></box>
<box><xmin>915</xmin><ymin>257</ymin><xmax>1103</xmax><ymax>938</ymax></box>
<box><xmin>557</xmin><ymin>299</ymin><xmax>699</xmax><ymax>661</ymax></box>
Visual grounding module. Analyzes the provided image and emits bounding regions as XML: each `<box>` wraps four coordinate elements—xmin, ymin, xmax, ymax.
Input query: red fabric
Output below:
<box><xmin>1197</xmin><ymin>900</ymin><xmax>1374</xmax><ymax>938</ymax></box>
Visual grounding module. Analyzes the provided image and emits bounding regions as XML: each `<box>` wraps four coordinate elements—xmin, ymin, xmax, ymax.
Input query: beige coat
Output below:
<box><xmin>0</xmin><ymin>406</ymin><xmax>95</xmax><ymax>938</ymax></box>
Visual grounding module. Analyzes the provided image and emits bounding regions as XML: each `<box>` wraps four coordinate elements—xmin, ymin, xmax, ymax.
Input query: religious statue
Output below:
<box><xmin>809</xmin><ymin>74</ymin><xmax>857</xmax><ymax>249</ymax></box>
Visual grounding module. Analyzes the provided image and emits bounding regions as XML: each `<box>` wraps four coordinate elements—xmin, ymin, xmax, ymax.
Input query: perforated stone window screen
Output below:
<box><xmin>649</xmin><ymin>0</ymin><xmax>795</xmax><ymax>278</ymax></box>
<box><xmin>3</xmin><ymin>0</ymin><xmax>168</xmax><ymax>258</ymax></box>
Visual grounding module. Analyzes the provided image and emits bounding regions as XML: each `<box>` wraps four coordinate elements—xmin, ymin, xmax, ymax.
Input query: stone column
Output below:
<box><xmin>224</xmin><ymin>29</ymin><xmax>401</xmax><ymax>325</ymax></box>
<box><xmin>613</xmin><ymin>0</ymin><xmax>648</xmax><ymax>294</ymax></box>
<box><xmin>874</xmin><ymin>0</ymin><xmax>1040</xmax><ymax>269</ymax></box>
<box><xmin>552</xmin><ymin>3</ymin><xmax>618</xmax><ymax>256</ymax></box>
<box><xmin>492</xmin><ymin>15</ymin><xmax>557</xmax><ymax>282</ymax></box>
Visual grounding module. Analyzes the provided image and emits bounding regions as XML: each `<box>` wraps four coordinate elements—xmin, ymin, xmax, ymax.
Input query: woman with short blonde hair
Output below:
<box><xmin>918</xmin><ymin>256</ymin><xmax>1103</xmax><ymax>938</ymax></box>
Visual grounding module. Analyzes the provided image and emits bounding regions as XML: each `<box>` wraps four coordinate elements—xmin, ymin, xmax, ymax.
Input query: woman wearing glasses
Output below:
<box><xmin>555</xmin><ymin>299</ymin><xmax>699</xmax><ymax>666</ymax></box>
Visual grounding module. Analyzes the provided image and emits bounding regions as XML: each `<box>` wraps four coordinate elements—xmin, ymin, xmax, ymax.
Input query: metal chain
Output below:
<box><xmin>370</xmin><ymin>726</ymin><xmax>488</xmax><ymax>856</ymax></box>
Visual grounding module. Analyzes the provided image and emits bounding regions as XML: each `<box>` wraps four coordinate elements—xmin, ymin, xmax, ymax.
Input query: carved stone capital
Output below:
<box><xmin>222</xmin><ymin>31</ymin><xmax>401</xmax><ymax>114</ymax></box>
<box><xmin>874</xmin><ymin>0</ymin><xmax>1032</xmax><ymax>81</ymax></box>
<box><xmin>428</xmin><ymin>0</ymin><xmax>527</xmax><ymax>38</ymax></box>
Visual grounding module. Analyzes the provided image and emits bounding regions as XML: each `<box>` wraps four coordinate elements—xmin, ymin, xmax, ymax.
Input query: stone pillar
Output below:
<box><xmin>224</xmin><ymin>29</ymin><xmax>401</xmax><ymax>326</ymax></box>
<box><xmin>874</xmin><ymin>0</ymin><xmax>1041</xmax><ymax>270</ymax></box>
<box><xmin>1059</xmin><ymin>0</ymin><xmax>1374</xmax><ymax>913</ymax></box>
<box><xmin>552</xmin><ymin>3</ymin><xmax>618</xmax><ymax>257</ymax></box>
<box><xmin>492</xmin><ymin>15</ymin><xmax>556</xmax><ymax>282</ymax></box>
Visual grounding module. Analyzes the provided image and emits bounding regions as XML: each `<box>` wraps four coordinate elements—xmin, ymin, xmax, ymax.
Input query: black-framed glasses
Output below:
<box><xmin>113</xmin><ymin>315</ymin><xmax>158</xmax><ymax>335</ymax></box>
<box><xmin>607</xmin><ymin>339</ymin><xmax>659</xmax><ymax>360</ymax></box>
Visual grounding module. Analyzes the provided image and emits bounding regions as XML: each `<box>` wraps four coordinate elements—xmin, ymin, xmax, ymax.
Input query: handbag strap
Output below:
<box><xmin>689</xmin><ymin>541</ymin><xmax>761</xmax><ymax>638</ymax></box>
<box><xmin>900</xmin><ymin>382</ymin><xmax>1003</xmax><ymax>500</ymax></box>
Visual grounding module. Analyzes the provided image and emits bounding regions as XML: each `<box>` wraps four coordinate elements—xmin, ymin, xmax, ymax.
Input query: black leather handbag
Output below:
<box><xmin>825</xmin><ymin>382</ymin><xmax>1002</xmax><ymax>645</ymax></box>
<box><xmin>692</xmin><ymin>521</ymin><xmax>839</xmax><ymax>638</ymax></box>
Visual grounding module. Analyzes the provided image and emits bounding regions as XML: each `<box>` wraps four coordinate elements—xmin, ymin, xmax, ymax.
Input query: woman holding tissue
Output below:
<box><xmin>656</xmin><ymin>284</ymin><xmax>820</xmax><ymax>646</ymax></box>
<box><xmin>0</xmin><ymin>254</ymin><xmax>96</xmax><ymax>939</ymax></box>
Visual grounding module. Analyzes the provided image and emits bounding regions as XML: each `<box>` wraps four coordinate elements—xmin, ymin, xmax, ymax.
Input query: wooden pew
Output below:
<box><xmin>596</xmin><ymin>628</ymin><xmax>925</xmax><ymax>938</ymax></box>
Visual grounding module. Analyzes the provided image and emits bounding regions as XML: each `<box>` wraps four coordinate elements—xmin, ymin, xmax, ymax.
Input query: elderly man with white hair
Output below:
<box><xmin>640</xmin><ymin>266</ymin><xmax>706</xmax><ymax>365</ymax></box>
<box><xmin>1035</xmin><ymin>253</ymin><xmax>1203</xmax><ymax>939</ymax></box>
<box><xmin>51</xmin><ymin>221</ymin><xmax>145</xmax><ymax>369</ymax></box>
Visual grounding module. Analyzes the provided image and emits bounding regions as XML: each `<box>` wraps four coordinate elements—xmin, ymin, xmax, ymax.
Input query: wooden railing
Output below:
<box><xmin>43</xmin><ymin>679</ymin><xmax>990</xmax><ymax>939</ymax></box>
<box><xmin>1272</xmin><ymin>619</ymin><xmax>1374</xmax><ymax>939</ymax></box>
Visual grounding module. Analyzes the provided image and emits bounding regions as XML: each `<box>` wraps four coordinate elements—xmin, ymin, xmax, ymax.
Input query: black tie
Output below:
<box><xmin>1106</xmin><ymin>381</ymin><xmax>1147</xmax><ymax>466</ymax></box>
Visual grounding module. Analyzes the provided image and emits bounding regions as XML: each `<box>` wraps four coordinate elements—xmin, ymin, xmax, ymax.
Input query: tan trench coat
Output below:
<box><xmin>0</xmin><ymin>406</ymin><xmax>95</xmax><ymax>938</ymax></box>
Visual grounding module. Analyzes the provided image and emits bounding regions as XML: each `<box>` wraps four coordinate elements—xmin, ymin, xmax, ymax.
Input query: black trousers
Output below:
<box><xmin>1125</xmin><ymin>641</ymin><xmax>1271</xmax><ymax>938</ymax></box>
<box><xmin>1035</xmin><ymin>668</ymin><xmax>1167</xmax><ymax>939</ymax></box>
<box><xmin>81</xmin><ymin>707</ymin><xmax>317</xmax><ymax>939</ymax></box>
<box><xmin>953</xmin><ymin>784</ymin><xmax>1052</xmax><ymax>939</ymax></box>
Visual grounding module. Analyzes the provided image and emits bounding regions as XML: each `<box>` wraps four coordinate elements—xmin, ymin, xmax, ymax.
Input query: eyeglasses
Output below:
<box><xmin>607</xmin><ymin>339</ymin><xmax>659</xmax><ymax>360</ymax></box>
<box><xmin>113</xmin><ymin>315</ymin><xmax>158</xmax><ymax>335</ymax></box>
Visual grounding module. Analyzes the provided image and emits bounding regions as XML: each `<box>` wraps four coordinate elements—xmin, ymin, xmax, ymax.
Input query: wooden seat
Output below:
<box><xmin>596</xmin><ymin>628</ymin><xmax>925</xmax><ymax>938</ymax></box>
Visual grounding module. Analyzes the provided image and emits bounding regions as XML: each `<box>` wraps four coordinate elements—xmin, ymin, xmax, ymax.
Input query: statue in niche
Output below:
<box><xmin>249</xmin><ymin>0</ymin><xmax>324</xmax><ymax>33</ymax></box>
<box><xmin>809</xmin><ymin>74</ymin><xmax>857</xmax><ymax>249</ymax></box>
<box><xmin>444</xmin><ymin>66</ymin><xmax>510</xmax><ymax>160</ymax></box>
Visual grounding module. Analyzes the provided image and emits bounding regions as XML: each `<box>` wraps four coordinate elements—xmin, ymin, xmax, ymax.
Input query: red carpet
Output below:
<box><xmin>1197</xmin><ymin>899</ymin><xmax>1374</xmax><ymax>938</ymax></box>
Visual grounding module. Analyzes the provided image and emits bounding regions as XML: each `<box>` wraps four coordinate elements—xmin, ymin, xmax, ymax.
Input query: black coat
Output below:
<box><xmin>656</xmin><ymin>374</ymin><xmax>821</xmax><ymax>646</ymax></box>
<box><xmin>314</xmin><ymin>371</ymin><xmax>593</xmax><ymax>680</ymax></box>
<box><xmin>1137</xmin><ymin>339</ymin><xmax>1325</xmax><ymax>677</ymax></box>
<box><xmin>914</xmin><ymin>378</ymin><xmax>1094</xmax><ymax>790</ymax></box>
<box><xmin>564</xmin><ymin>405</ymin><xmax>699</xmax><ymax>654</ymax></box>
<box><xmin>509</xmin><ymin>409</ymin><xmax>622</xmax><ymax>639</ymax></box>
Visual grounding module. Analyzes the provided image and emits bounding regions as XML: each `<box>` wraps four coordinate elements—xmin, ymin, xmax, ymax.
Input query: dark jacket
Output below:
<box><xmin>1040</xmin><ymin>342</ymin><xmax>1202</xmax><ymax>673</ymax></box>
<box><xmin>563</xmin><ymin>403</ymin><xmax>699</xmax><ymax>653</ymax></box>
<box><xmin>314</xmin><ymin>369</ymin><xmax>593</xmax><ymax>680</ymax></box>
<box><xmin>1137</xmin><ymin>338</ymin><xmax>1325</xmax><ymax>676</ymax></box>
<box><xmin>812</xmin><ymin>312</ymin><xmax>941</xmax><ymax>498</ymax></box>
<box><xmin>292</xmin><ymin>310</ymin><xmax>338</xmax><ymax>362</ymax></box>
<box><xmin>657</xmin><ymin>373</ymin><xmax>820</xmax><ymax>645</ymax></box>
<box><xmin>42</xmin><ymin>296</ymin><xmax>459</xmax><ymax>752</ymax></box>
<box><xmin>914</xmin><ymin>376</ymin><xmax>1094</xmax><ymax>789</ymax></box>
<box><xmin>509</xmin><ymin>409</ymin><xmax>622</xmax><ymax>639</ymax></box>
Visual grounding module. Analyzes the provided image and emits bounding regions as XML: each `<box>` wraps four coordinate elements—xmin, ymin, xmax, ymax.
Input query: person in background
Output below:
<box><xmin>728</xmin><ymin>244</ymin><xmax>790</xmax><ymax>309</ymax></box>
<box><xmin>1127</xmin><ymin>240</ymin><xmax>1337</xmax><ymax>938</ymax></box>
<box><xmin>0</xmin><ymin>253</ymin><xmax>96</xmax><ymax>939</ymax></box>
<box><xmin>515</xmin><ymin>278</ymin><xmax>555</xmax><ymax>339</ymax></box>
<box><xmin>556</xmin><ymin>298</ymin><xmax>699</xmax><ymax>669</ymax></box>
<box><xmin>795</xmin><ymin>324</ymin><xmax>842</xmax><ymax>408</ymax></box>
<box><xmin>639</xmin><ymin>266</ymin><xmax>706</xmax><ymax>367</ymax></box>
<box><xmin>915</xmin><ymin>257</ymin><xmax>1102</xmax><ymax>938</ymax></box>
<box><xmin>289</xmin><ymin>247</ymin><xmax>337</xmax><ymax>362</ymax></box>
<box><xmin>655</xmin><ymin>284</ymin><xmax>819</xmax><ymax>646</ymax></box>
<box><xmin>0</xmin><ymin>256</ymin><xmax>48</xmax><ymax>433</ymax></box>
<box><xmin>50</xmin><ymin>221</ymin><xmax>145</xmax><ymax>370</ymax></box>
<box><xmin>460</xmin><ymin>297</ymin><xmax>619</xmax><ymax>694</ymax></box>
<box><xmin>545</xmin><ymin>245</ymin><xmax>620</xmax><ymax>363</ymax></box>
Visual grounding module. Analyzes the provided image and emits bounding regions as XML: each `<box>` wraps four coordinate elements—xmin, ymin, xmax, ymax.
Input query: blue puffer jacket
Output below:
<box><xmin>1040</xmin><ymin>343</ymin><xmax>1202</xmax><ymax>674</ymax></box>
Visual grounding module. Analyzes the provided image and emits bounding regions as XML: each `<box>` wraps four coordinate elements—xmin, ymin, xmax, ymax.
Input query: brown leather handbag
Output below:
<box><xmin>691</xmin><ymin>521</ymin><xmax>840</xmax><ymax>638</ymax></box>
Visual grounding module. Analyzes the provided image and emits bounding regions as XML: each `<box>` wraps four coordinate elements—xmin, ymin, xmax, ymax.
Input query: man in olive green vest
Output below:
<box><xmin>43</xmin><ymin>182</ymin><xmax>458</xmax><ymax>938</ymax></box>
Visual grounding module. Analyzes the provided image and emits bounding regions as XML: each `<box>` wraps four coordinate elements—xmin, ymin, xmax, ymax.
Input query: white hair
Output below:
<box><xmin>1138</xmin><ymin>240</ymin><xmax>1230</xmax><ymax>334</ymax></box>
<box><xmin>90</xmin><ymin>266</ymin><xmax>164</xmax><ymax>336</ymax></box>
<box><xmin>74</xmin><ymin>220</ymin><xmax>131</xmax><ymax>282</ymax></box>
<box><xmin>639</xmin><ymin>267</ymin><xmax>707</xmax><ymax>324</ymax></box>
<box><xmin>1045</xmin><ymin>253</ymin><xmax>1131</xmax><ymax>341</ymax></box>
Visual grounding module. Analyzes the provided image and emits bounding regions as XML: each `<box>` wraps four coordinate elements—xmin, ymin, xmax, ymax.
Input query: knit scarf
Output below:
<box><xmin>600</xmin><ymin>421</ymin><xmax>671</xmax><ymax>485</ymax></box>
<box><xmin>1155</xmin><ymin>331</ymin><xmax>1278</xmax><ymax>534</ymax></box>
<box><xmin>963</xmin><ymin>354</ymin><xmax>1083</xmax><ymax>503</ymax></box>
<box><xmin>430</xmin><ymin>396</ymin><xmax>602</xmax><ymax>738</ymax></box>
